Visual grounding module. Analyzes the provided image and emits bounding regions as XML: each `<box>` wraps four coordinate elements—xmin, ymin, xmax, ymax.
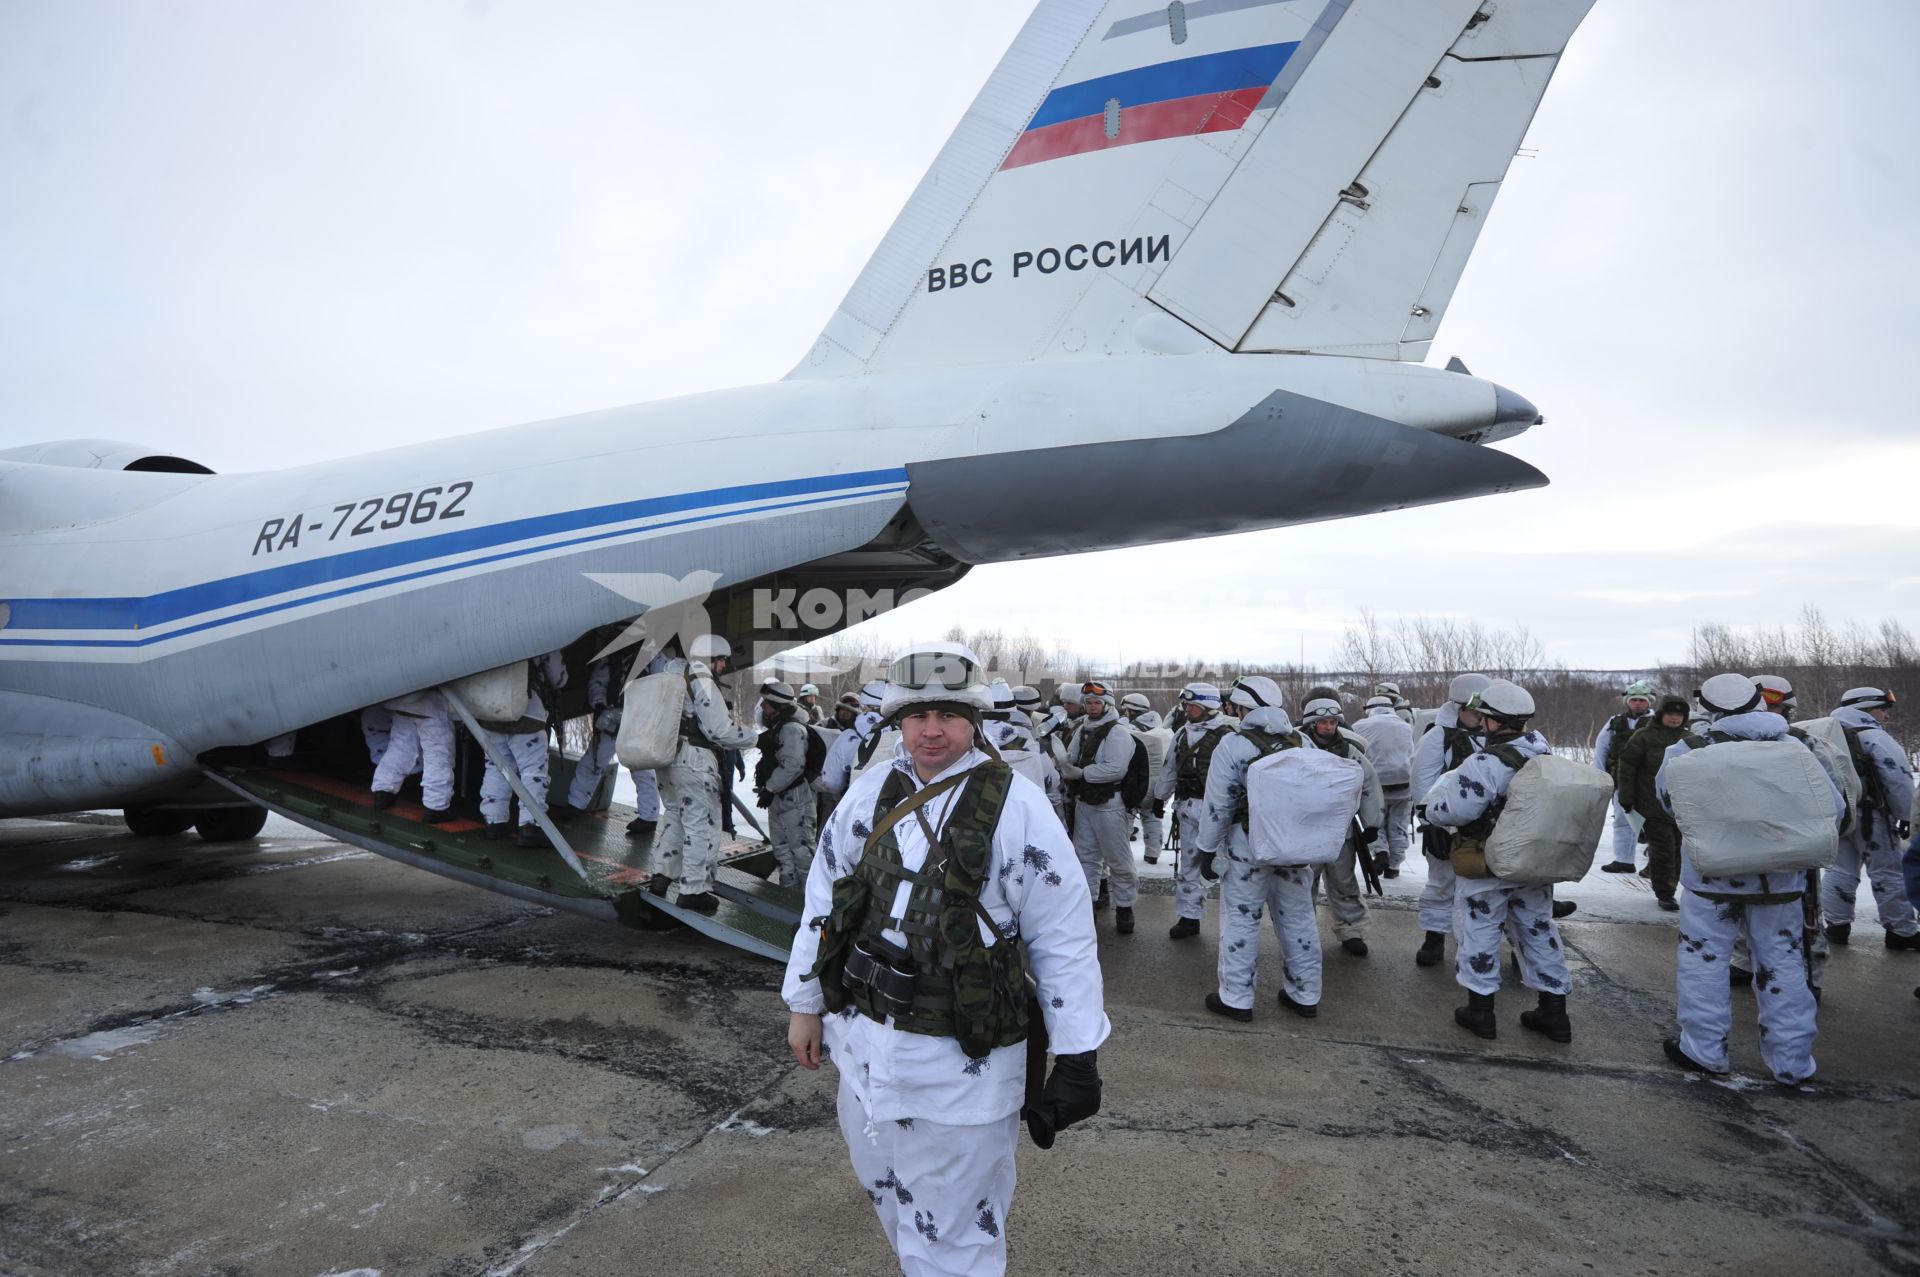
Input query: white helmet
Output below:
<box><xmin>798</xmin><ymin>682</ymin><xmax>820</xmax><ymax>698</ymax></box>
<box><xmin>760</xmin><ymin>680</ymin><xmax>796</xmax><ymax>706</ymax></box>
<box><xmin>1697</xmin><ymin>673</ymin><xmax>1761</xmax><ymax>717</ymax></box>
<box><xmin>1078</xmin><ymin>680</ymin><xmax>1115</xmax><ymax>710</ymax></box>
<box><xmin>988</xmin><ymin>678</ymin><xmax>1016</xmax><ymax>712</ymax></box>
<box><xmin>1300</xmin><ymin>698</ymin><xmax>1343</xmax><ymax>724</ymax></box>
<box><xmin>1839</xmin><ymin>686</ymin><xmax>1897</xmax><ymax>712</ymax></box>
<box><xmin>1179</xmin><ymin>682</ymin><xmax>1223</xmax><ymax>708</ymax></box>
<box><xmin>858</xmin><ymin>679</ymin><xmax>887</xmax><ymax>708</ymax></box>
<box><xmin>1363</xmin><ymin>695</ymin><xmax>1394</xmax><ymax>712</ymax></box>
<box><xmin>1754</xmin><ymin>674</ymin><xmax>1795</xmax><ymax>714</ymax></box>
<box><xmin>688</xmin><ymin>633</ymin><xmax>731</xmax><ymax>663</ymax></box>
<box><xmin>1448</xmin><ymin>673</ymin><xmax>1492</xmax><ymax>706</ymax></box>
<box><xmin>1120</xmin><ymin>692</ymin><xmax>1152</xmax><ymax>713</ymax></box>
<box><xmin>1228</xmin><ymin>676</ymin><xmax>1284</xmax><ymax>711</ymax></box>
<box><xmin>1467</xmin><ymin>680</ymin><xmax>1534</xmax><ymax>723</ymax></box>
<box><xmin>1012</xmin><ymin>685</ymin><xmax>1043</xmax><ymax>710</ymax></box>
<box><xmin>1374</xmin><ymin>681</ymin><xmax>1402</xmax><ymax>698</ymax></box>
<box><xmin>879</xmin><ymin>642</ymin><xmax>994</xmax><ymax>719</ymax></box>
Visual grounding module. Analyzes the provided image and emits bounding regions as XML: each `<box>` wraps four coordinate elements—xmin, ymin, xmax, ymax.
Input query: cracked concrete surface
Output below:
<box><xmin>2</xmin><ymin>814</ymin><xmax>1916</xmax><ymax>1276</ymax></box>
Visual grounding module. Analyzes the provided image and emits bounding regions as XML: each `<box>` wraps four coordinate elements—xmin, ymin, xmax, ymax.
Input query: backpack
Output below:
<box><xmin>449</xmin><ymin>660</ymin><xmax>530</xmax><ymax>725</ymax></box>
<box><xmin>1788</xmin><ymin>718</ymin><xmax>1864</xmax><ymax>835</ymax></box>
<box><xmin>802</xmin><ymin>724</ymin><xmax>829</xmax><ymax>782</ymax></box>
<box><xmin>1482</xmin><ymin>753</ymin><xmax>1614</xmax><ymax>885</ymax></box>
<box><xmin>1246</xmin><ymin>744</ymin><xmax>1364</xmax><ymax>866</ymax></box>
<box><xmin>1351</xmin><ymin>715</ymin><xmax>1413</xmax><ymax>787</ymax></box>
<box><xmin>616</xmin><ymin>670</ymin><xmax>687</xmax><ymax>770</ymax></box>
<box><xmin>1120</xmin><ymin>735</ymin><xmax>1150</xmax><ymax>810</ymax></box>
<box><xmin>1665</xmin><ymin>738</ymin><xmax>1838</xmax><ymax>876</ymax></box>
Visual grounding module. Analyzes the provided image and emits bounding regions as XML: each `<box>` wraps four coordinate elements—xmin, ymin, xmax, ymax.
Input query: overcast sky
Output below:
<box><xmin>3</xmin><ymin>1</ymin><xmax>1914</xmax><ymax>672</ymax></box>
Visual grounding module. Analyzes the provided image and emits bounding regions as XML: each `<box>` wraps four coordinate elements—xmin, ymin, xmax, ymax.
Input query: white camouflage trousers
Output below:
<box><xmin>1217</xmin><ymin>835</ymin><xmax>1321</xmax><ymax>1010</ymax></box>
<box><xmin>1313</xmin><ymin>838</ymin><xmax>1368</xmax><ymax>941</ymax></box>
<box><xmin>1604</xmin><ymin>796</ymin><xmax>1638</xmax><ymax>866</ymax></box>
<box><xmin>360</xmin><ymin>706</ymin><xmax>394</xmax><ymax>768</ymax></box>
<box><xmin>1172</xmin><ymin>797</ymin><xmax>1209</xmax><ymax>921</ymax></box>
<box><xmin>565</xmin><ymin>729</ymin><xmax>618</xmax><ymax>809</ymax></box>
<box><xmin>479</xmin><ymin>729</ymin><xmax>551</xmax><ymax>826</ymax></box>
<box><xmin>631</xmin><ymin>766</ymin><xmax>661</xmax><ymax>821</ymax></box>
<box><xmin>1417</xmin><ymin>831</ymin><xmax>1457</xmax><ymax>934</ymax></box>
<box><xmin>371</xmin><ymin>706</ymin><xmax>454</xmax><ymax>811</ymax></box>
<box><xmin>1137</xmin><ymin>805</ymin><xmax>1165</xmax><ymax>861</ymax></box>
<box><xmin>658</xmin><ymin>743</ymin><xmax>725</xmax><ymax>892</ymax></box>
<box><xmin>838</xmin><ymin>1078</ymin><xmax>1018</xmax><ymax>1277</ymax></box>
<box><xmin>1732</xmin><ymin>867</ymin><xmax>1828</xmax><ymax>991</ymax></box>
<box><xmin>1373</xmin><ymin>791</ymin><xmax>1413</xmax><ymax>868</ymax></box>
<box><xmin>1820</xmin><ymin>826</ymin><xmax>1920</xmax><ymax>937</ymax></box>
<box><xmin>1676</xmin><ymin>891</ymin><xmax>1818</xmax><ymax>1083</ymax></box>
<box><xmin>768</xmin><ymin>784</ymin><xmax>817</xmax><ymax>888</ymax></box>
<box><xmin>1072</xmin><ymin>798</ymin><xmax>1135</xmax><ymax>908</ymax></box>
<box><xmin>1452</xmin><ymin>881</ymin><xmax>1571</xmax><ymax>997</ymax></box>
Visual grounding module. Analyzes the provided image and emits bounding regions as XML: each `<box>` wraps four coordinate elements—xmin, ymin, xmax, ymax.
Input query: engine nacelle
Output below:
<box><xmin>0</xmin><ymin>438</ymin><xmax>214</xmax><ymax>473</ymax></box>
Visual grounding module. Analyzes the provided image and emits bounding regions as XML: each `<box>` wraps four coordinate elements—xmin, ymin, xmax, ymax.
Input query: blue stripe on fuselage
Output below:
<box><xmin>3</xmin><ymin>469</ymin><xmax>908</xmax><ymax>645</ymax></box>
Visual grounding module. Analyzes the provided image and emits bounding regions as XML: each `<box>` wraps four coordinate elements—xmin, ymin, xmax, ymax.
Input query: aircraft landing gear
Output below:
<box><xmin>122</xmin><ymin>806</ymin><xmax>195</xmax><ymax>837</ymax></box>
<box><xmin>192</xmin><ymin>805</ymin><xmax>270</xmax><ymax>842</ymax></box>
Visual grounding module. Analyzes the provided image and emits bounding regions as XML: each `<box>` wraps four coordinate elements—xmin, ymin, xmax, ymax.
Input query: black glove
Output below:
<box><xmin>1198</xmin><ymin>851</ymin><xmax>1219</xmax><ymax>881</ymax></box>
<box><xmin>1025</xmin><ymin>1050</ymin><xmax>1101</xmax><ymax>1149</ymax></box>
<box><xmin>1896</xmin><ymin>819</ymin><xmax>1914</xmax><ymax>842</ymax></box>
<box><xmin>1359</xmin><ymin>827</ymin><xmax>1380</xmax><ymax>846</ymax></box>
<box><xmin>1151</xmin><ymin>799</ymin><xmax>1166</xmax><ymax>819</ymax></box>
<box><xmin>753</xmin><ymin>787</ymin><xmax>771</xmax><ymax>809</ymax></box>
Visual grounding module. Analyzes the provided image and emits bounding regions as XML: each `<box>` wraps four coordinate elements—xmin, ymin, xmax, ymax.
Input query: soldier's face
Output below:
<box><xmin>1627</xmin><ymin>697</ymin><xmax>1651</xmax><ymax>715</ymax></box>
<box><xmin>1458</xmin><ymin>707</ymin><xmax>1483</xmax><ymax>730</ymax></box>
<box><xmin>1661</xmin><ymin>710</ymin><xmax>1685</xmax><ymax>727</ymax></box>
<box><xmin>902</xmin><ymin>709</ymin><xmax>972</xmax><ymax>775</ymax></box>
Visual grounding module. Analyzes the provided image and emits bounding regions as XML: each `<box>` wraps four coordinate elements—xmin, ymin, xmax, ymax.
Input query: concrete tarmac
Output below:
<box><xmin>2</xmin><ymin>813</ymin><xmax>1916</xmax><ymax>1276</ymax></box>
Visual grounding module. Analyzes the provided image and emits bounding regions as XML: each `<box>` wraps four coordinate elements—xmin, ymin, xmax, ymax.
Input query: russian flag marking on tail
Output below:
<box><xmin>1002</xmin><ymin>41</ymin><xmax>1297</xmax><ymax>170</ymax></box>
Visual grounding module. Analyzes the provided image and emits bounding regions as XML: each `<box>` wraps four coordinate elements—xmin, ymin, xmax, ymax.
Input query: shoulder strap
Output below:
<box><xmin>861</xmin><ymin>768</ymin><xmax>974</xmax><ymax>859</ymax></box>
<box><xmin>1486</xmin><ymin>743</ymin><xmax>1528</xmax><ymax>771</ymax></box>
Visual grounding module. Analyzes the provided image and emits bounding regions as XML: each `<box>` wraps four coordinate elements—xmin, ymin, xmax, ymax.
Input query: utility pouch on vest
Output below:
<box><xmin>1450</xmin><ymin>833</ymin><xmax>1491</xmax><ymax>878</ymax></box>
<box><xmin>805</xmin><ymin>872</ymin><xmax>871</xmax><ymax>1013</ymax></box>
<box><xmin>842</xmin><ymin>935</ymin><xmax>918</xmax><ymax>1018</ymax></box>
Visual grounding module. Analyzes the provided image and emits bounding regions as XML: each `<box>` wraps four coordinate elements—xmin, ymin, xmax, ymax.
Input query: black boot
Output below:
<box><xmin>1168</xmin><ymin>916</ymin><xmax>1201</xmax><ymax>940</ymax></box>
<box><xmin>1825</xmin><ymin>922</ymin><xmax>1850</xmax><ymax>946</ymax></box>
<box><xmin>1454</xmin><ymin>991</ymin><xmax>1496</xmax><ymax>1039</ymax></box>
<box><xmin>1551</xmin><ymin>900</ymin><xmax>1578</xmax><ymax>920</ymax></box>
<box><xmin>370</xmin><ymin>790</ymin><xmax>397</xmax><ymax>810</ymax></box>
<box><xmin>513</xmin><ymin>823</ymin><xmax>546</xmax><ymax>849</ymax></box>
<box><xmin>675</xmin><ymin>891</ymin><xmax>719</xmax><ymax>914</ymax></box>
<box><xmin>1115</xmin><ymin>907</ymin><xmax>1135</xmax><ymax>935</ymax></box>
<box><xmin>1416</xmin><ymin>931</ymin><xmax>1446</xmax><ymax>968</ymax></box>
<box><xmin>1519</xmin><ymin>992</ymin><xmax>1572</xmax><ymax>1043</ymax></box>
<box><xmin>625</xmin><ymin>816</ymin><xmax>657</xmax><ymax>840</ymax></box>
<box><xmin>1094</xmin><ymin>880</ymin><xmax>1111</xmax><ymax>909</ymax></box>
<box><xmin>1885</xmin><ymin>929</ymin><xmax>1920</xmax><ymax>951</ymax></box>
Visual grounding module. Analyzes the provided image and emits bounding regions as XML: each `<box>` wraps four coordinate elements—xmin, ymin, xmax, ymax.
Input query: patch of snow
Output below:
<box><xmin>711</xmin><ymin>1112</ymin><xmax>774</xmax><ymax>1137</ymax></box>
<box><xmin>46</xmin><ymin>1025</ymin><xmax>160</xmax><ymax>1060</ymax></box>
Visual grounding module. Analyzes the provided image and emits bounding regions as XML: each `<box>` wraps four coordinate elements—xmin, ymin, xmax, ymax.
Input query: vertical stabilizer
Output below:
<box><xmin>790</xmin><ymin>0</ymin><xmax>1594</xmax><ymax>378</ymax></box>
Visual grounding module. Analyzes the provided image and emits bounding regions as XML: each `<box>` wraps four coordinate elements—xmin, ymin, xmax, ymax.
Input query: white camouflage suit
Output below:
<box><xmin>1411</xmin><ymin>704</ymin><xmax>1481</xmax><ymax>936</ymax></box>
<box><xmin>1153</xmin><ymin>711</ymin><xmax>1235</xmax><ymax>922</ymax></box>
<box><xmin>1352</xmin><ymin>706</ymin><xmax>1415</xmax><ymax>870</ymax></box>
<box><xmin>1302</xmin><ymin>723</ymin><xmax>1384</xmax><ymax>943</ymax></box>
<box><xmin>1657</xmin><ymin>711</ymin><xmax>1841</xmax><ymax>1083</ymax></box>
<box><xmin>657</xmin><ymin>659</ymin><xmax>757</xmax><ymax>894</ymax></box>
<box><xmin>1423</xmin><ymin>730</ymin><xmax>1572</xmax><ymax>999</ymax></box>
<box><xmin>1128</xmin><ymin>710</ymin><xmax>1173</xmax><ymax>859</ymax></box>
<box><xmin>1593</xmin><ymin>709</ymin><xmax>1652</xmax><ymax>867</ymax></box>
<box><xmin>564</xmin><ymin>655</ymin><xmax>625</xmax><ymax>811</ymax></box>
<box><xmin>1202</xmin><ymin>706</ymin><xmax>1323</xmax><ymax>1011</ymax></box>
<box><xmin>1065</xmin><ymin>706</ymin><xmax>1138</xmax><ymax>912</ymax></box>
<box><xmin>985</xmin><ymin>719</ymin><xmax>1066</xmax><ymax>822</ymax></box>
<box><xmin>1817</xmin><ymin>705</ymin><xmax>1918</xmax><ymax>938</ymax></box>
<box><xmin>478</xmin><ymin>651</ymin><xmax>568</xmax><ymax>826</ymax></box>
<box><xmin>759</xmin><ymin>707</ymin><xmax>819</xmax><ymax>888</ymax></box>
<box><xmin>371</xmin><ymin>690</ymin><xmax>455</xmax><ymax>811</ymax></box>
<box><xmin>783</xmin><ymin>745</ymin><xmax>1110</xmax><ymax>1277</ymax></box>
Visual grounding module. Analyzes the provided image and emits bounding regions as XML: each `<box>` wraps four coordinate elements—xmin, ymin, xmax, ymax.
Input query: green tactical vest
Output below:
<box><xmin>1231</xmin><ymin>726</ymin><xmax>1303</xmax><ymax>827</ymax></box>
<box><xmin>802</xmin><ymin>761</ymin><xmax>1032</xmax><ymax>1060</ymax></box>
<box><xmin>1173</xmin><ymin>719</ymin><xmax>1231</xmax><ymax>799</ymax></box>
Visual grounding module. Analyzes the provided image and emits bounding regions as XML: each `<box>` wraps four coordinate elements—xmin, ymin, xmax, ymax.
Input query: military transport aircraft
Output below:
<box><xmin>0</xmin><ymin>0</ymin><xmax>1595</xmax><ymax>955</ymax></box>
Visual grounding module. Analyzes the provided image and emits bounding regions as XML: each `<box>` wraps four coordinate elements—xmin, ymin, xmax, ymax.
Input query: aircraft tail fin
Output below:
<box><xmin>790</xmin><ymin>0</ymin><xmax>1594</xmax><ymax>378</ymax></box>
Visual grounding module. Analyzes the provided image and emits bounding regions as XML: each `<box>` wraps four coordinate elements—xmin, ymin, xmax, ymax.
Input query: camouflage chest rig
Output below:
<box><xmin>803</xmin><ymin>760</ymin><xmax>1032</xmax><ymax>1060</ymax></box>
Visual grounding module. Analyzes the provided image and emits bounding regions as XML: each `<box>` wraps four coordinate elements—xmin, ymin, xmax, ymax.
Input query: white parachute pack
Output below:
<box><xmin>1246</xmin><ymin>745</ymin><xmax>1364</xmax><ymax>866</ymax></box>
<box><xmin>1483</xmin><ymin>754</ymin><xmax>1614</xmax><ymax>885</ymax></box>
<box><xmin>617</xmin><ymin>670</ymin><xmax>687</xmax><ymax>770</ymax></box>
<box><xmin>1787</xmin><ymin>717</ymin><xmax>1864</xmax><ymax>834</ymax></box>
<box><xmin>1350</xmin><ymin>715</ymin><xmax>1414</xmax><ymax>787</ymax></box>
<box><xmin>1665</xmin><ymin>739</ymin><xmax>1838</xmax><ymax>876</ymax></box>
<box><xmin>447</xmin><ymin>661</ymin><xmax>528</xmax><ymax>724</ymax></box>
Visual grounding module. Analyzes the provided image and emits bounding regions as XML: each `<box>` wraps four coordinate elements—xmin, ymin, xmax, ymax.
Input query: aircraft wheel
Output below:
<box><xmin>193</xmin><ymin>805</ymin><xmax>270</xmax><ymax>842</ymax></box>
<box><xmin>123</xmin><ymin>806</ymin><xmax>195</xmax><ymax>837</ymax></box>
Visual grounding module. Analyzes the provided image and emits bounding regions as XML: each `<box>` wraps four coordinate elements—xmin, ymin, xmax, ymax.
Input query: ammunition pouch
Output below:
<box><xmin>842</xmin><ymin>936</ymin><xmax>921</xmax><ymax>1020</ymax></box>
<box><xmin>1450</xmin><ymin>833</ymin><xmax>1491</xmax><ymax>878</ymax></box>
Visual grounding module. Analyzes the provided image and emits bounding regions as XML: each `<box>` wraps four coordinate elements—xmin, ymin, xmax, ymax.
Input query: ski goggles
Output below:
<box><xmin>886</xmin><ymin>651</ymin><xmax>986</xmax><ymax>692</ymax></box>
<box><xmin>1177</xmin><ymin>686</ymin><xmax>1222</xmax><ymax>705</ymax></box>
<box><xmin>1081</xmin><ymin>681</ymin><xmax>1112</xmax><ymax>699</ymax></box>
